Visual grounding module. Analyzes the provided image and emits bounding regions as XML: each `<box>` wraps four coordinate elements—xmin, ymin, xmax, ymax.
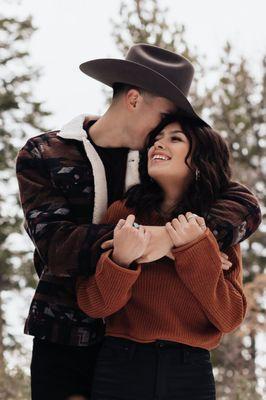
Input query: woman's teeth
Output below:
<box><xmin>152</xmin><ymin>155</ymin><xmax>170</xmax><ymax>161</ymax></box>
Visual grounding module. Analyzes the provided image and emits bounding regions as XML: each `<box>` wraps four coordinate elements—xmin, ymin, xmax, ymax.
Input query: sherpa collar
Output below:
<box><xmin>57</xmin><ymin>114</ymin><xmax>140</xmax><ymax>223</ymax></box>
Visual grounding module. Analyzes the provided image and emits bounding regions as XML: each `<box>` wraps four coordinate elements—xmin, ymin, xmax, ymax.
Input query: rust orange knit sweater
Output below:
<box><xmin>77</xmin><ymin>200</ymin><xmax>247</xmax><ymax>350</ymax></box>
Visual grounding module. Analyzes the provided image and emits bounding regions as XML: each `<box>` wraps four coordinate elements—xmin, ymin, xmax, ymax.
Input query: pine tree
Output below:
<box><xmin>111</xmin><ymin>1</ymin><xmax>265</xmax><ymax>398</ymax></box>
<box><xmin>207</xmin><ymin>43</ymin><xmax>266</xmax><ymax>399</ymax></box>
<box><xmin>0</xmin><ymin>7</ymin><xmax>50</xmax><ymax>399</ymax></box>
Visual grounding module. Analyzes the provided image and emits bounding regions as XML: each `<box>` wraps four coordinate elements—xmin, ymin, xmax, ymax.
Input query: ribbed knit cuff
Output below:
<box><xmin>77</xmin><ymin>249</ymin><xmax>142</xmax><ymax>319</ymax></box>
<box><xmin>172</xmin><ymin>228</ymin><xmax>222</xmax><ymax>292</ymax></box>
<box><xmin>96</xmin><ymin>249</ymin><xmax>141</xmax><ymax>286</ymax></box>
<box><xmin>172</xmin><ymin>227</ymin><xmax>221</xmax><ymax>262</ymax></box>
<box><xmin>171</xmin><ymin>228</ymin><xmax>215</xmax><ymax>254</ymax></box>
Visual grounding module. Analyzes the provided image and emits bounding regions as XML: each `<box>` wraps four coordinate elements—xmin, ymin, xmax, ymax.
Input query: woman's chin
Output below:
<box><xmin>148</xmin><ymin>171</ymin><xmax>168</xmax><ymax>183</ymax></box>
<box><xmin>148</xmin><ymin>164</ymin><xmax>170</xmax><ymax>176</ymax></box>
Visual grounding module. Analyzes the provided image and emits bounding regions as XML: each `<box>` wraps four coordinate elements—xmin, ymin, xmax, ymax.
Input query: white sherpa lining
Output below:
<box><xmin>57</xmin><ymin>114</ymin><xmax>140</xmax><ymax>223</ymax></box>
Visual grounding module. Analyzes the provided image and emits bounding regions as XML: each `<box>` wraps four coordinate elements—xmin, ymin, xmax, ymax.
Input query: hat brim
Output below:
<box><xmin>79</xmin><ymin>58</ymin><xmax>210</xmax><ymax>127</ymax></box>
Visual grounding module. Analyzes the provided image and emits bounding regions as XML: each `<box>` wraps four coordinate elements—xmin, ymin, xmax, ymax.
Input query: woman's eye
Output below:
<box><xmin>172</xmin><ymin>136</ymin><xmax>182</xmax><ymax>141</ymax></box>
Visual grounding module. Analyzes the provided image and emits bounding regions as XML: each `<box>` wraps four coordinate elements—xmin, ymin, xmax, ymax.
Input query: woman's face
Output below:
<box><xmin>147</xmin><ymin>121</ymin><xmax>192</xmax><ymax>186</ymax></box>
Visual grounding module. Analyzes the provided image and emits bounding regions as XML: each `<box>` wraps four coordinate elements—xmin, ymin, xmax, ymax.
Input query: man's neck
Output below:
<box><xmin>88</xmin><ymin>109</ymin><xmax>128</xmax><ymax>148</ymax></box>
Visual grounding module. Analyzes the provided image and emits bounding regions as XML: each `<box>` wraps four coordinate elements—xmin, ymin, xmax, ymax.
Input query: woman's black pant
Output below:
<box><xmin>91</xmin><ymin>336</ymin><xmax>216</xmax><ymax>400</ymax></box>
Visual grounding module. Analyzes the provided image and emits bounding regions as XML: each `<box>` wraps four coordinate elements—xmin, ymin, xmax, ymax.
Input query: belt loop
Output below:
<box><xmin>126</xmin><ymin>341</ymin><xmax>136</xmax><ymax>361</ymax></box>
<box><xmin>155</xmin><ymin>339</ymin><xmax>166</xmax><ymax>348</ymax></box>
<box><xmin>182</xmin><ymin>348</ymin><xmax>191</xmax><ymax>364</ymax></box>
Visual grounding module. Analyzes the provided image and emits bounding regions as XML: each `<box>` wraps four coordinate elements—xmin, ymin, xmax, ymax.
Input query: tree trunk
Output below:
<box><xmin>0</xmin><ymin>293</ymin><xmax>8</xmax><ymax>399</ymax></box>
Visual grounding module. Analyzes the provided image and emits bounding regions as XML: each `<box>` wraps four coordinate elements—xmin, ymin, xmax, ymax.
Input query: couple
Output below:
<box><xmin>16</xmin><ymin>44</ymin><xmax>261</xmax><ymax>400</ymax></box>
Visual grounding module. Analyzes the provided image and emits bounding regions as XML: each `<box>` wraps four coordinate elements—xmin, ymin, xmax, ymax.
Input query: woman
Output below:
<box><xmin>77</xmin><ymin>113</ymin><xmax>252</xmax><ymax>400</ymax></box>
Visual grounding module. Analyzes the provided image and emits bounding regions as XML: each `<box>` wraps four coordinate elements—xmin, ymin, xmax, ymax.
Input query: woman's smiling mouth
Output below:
<box><xmin>151</xmin><ymin>151</ymin><xmax>171</xmax><ymax>162</ymax></box>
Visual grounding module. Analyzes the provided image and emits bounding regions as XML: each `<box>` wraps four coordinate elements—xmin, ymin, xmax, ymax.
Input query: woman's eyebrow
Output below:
<box><xmin>156</xmin><ymin>129</ymin><xmax>185</xmax><ymax>137</ymax></box>
<box><xmin>170</xmin><ymin>129</ymin><xmax>185</xmax><ymax>135</ymax></box>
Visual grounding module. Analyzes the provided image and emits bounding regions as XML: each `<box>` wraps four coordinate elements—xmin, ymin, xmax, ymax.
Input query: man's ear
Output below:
<box><xmin>125</xmin><ymin>88</ymin><xmax>142</xmax><ymax>111</ymax></box>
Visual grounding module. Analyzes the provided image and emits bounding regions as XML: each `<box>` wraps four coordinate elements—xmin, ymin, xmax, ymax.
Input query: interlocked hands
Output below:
<box><xmin>102</xmin><ymin>212</ymin><xmax>232</xmax><ymax>270</ymax></box>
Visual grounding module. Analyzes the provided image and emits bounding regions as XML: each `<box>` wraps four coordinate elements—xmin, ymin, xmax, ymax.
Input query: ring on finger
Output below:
<box><xmin>133</xmin><ymin>222</ymin><xmax>140</xmax><ymax>229</ymax></box>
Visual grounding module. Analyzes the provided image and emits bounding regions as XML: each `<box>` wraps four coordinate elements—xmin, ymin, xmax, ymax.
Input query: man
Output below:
<box><xmin>16</xmin><ymin>44</ymin><xmax>261</xmax><ymax>400</ymax></box>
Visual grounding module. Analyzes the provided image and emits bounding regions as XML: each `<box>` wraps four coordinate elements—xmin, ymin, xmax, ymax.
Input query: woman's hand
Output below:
<box><xmin>111</xmin><ymin>215</ymin><xmax>151</xmax><ymax>268</ymax></box>
<box><xmin>165</xmin><ymin>211</ymin><xmax>233</xmax><ymax>269</ymax></box>
<box><xmin>165</xmin><ymin>211</ymin><xmax>207</xmax><ymax>248</ymax></box>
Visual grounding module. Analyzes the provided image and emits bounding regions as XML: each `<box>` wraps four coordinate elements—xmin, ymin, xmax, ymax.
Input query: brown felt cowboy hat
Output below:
<box><xmin>79</xmin><ymin>43</ymin><xmax>210</xmax><ymax>127</ymax></box>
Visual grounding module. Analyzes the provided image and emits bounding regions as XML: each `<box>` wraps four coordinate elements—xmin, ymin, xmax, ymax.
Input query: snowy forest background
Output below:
<box><xmin>0</xmin><ymin>0</ymin><xmax>265</xmax><ymax>398</ymax></box>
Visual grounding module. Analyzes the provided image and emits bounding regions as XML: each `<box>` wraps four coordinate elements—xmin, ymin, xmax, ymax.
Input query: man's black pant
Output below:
<box><xmin>91</xmin><ymin>336</ymin><xmax>216</xmax><ymax>400</ymax></box>
<box><xmin>31</xmin><ymin>337</ymin><xmax>102</xmax><ymax>400</ymax></box>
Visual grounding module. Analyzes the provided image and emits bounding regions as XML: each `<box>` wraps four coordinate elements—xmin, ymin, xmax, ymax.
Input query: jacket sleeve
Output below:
<box><xmin>172</xmin><ymin>228</ymin><xmax>247</xmax><ymax>333</ymax></box>
<box><xmin>77</xmin><ymin>249</ymin><xmax>141</xmax><ymax>318</ymax></box>
<box><xmin>15</xmin><ymin>137</ymin><xmax>114</xmax><ymax>278</ymax></box>
<box><xmin>206</xmin><ymin>180</ymin><xmax>261</xmax><ymax>251</ymax></box>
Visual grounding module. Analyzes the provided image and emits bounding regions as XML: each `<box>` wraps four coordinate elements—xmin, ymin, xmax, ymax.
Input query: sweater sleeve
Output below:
<box><xmin>77</xmin><ymin>249</ymin><xmax>141</xmax><ymax>318</ymax></box>
<box><xmin>172</xmin><ymin>228</ymin><xmax>247</xmax><ymax>333</ymax></box>
<box><xmin>88</xmin><ymin>199</ymin><xmax>136</xmax><ymax>272</ymax></box>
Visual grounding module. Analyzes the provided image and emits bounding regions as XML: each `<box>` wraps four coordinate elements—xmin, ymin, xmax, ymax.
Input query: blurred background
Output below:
<box><xmin>0</xmin><ymin>0</ymin><xmax>265</xmax><ymax>398</ymax></box>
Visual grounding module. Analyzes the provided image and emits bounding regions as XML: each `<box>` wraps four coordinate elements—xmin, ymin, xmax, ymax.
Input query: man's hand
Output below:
<box><xmin>101</xmin><ymin>238</ymin><xmax>114</xmax><ymax>250</ymax></box>
<box><xmin>219</xmin><ymin>252</ymin><xmax>233</xmax><ymax>270</ymax></box>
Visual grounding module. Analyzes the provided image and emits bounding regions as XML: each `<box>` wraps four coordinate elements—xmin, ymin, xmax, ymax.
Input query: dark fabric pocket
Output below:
<box><xmin>97</xmin><ymin>338</ymin><xmax>134</xmax><ymax>364</ymax></box>
<box><xmin>182</xmin><ymin>348</ymin><xmax>212</xmax><ymax>366</ymax></box>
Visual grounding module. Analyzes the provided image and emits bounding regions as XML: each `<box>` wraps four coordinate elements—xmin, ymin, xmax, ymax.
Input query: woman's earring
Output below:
<box><xmin>195</xmin><ymin>168</ymin><xmax>200</xmax><ymax>181</ymax></box>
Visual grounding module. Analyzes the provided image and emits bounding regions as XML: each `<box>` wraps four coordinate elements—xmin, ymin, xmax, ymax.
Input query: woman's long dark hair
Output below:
<box><xmin>123</xmin><ymin>113</ymin><xmax>233</xmax><ymax>219</ymax></box>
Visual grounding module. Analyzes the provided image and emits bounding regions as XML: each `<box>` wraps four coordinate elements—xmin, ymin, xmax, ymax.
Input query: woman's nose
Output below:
<box><xmin>154</xmin><ymin>140</ymin><xmax>165</xmax><ymax>149</ymax></box>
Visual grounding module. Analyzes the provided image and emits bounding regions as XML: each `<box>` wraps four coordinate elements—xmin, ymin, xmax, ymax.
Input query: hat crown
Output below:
<box><xmin>126</xmin><ymin>44</ymin><xmax>194</xmax><ymax>96</ymax></box>
<box><xmin>79</xmin><ymin>43</ymin><xmax>209</xmax><ymax>126</ymax></box>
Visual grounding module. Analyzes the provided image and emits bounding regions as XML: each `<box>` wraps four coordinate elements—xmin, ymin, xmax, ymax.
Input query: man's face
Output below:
<box><xmin>129</xmin><ymin>93</ymin><xmax>177</xmax><ymax>149</ymax></box>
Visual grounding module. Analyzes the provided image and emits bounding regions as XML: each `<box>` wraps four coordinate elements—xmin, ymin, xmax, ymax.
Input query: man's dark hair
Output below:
<box><xmin>112</xmin><ymin>82</ymin><xmax>146</xmax><ymax>100</ymax></box>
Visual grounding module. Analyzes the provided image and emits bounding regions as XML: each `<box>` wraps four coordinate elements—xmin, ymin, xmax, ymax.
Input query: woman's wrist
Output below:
<box><xmin>111</xmin><ymin>251</ymin><xmax>132</xmax><ymax>268</ymax></box>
